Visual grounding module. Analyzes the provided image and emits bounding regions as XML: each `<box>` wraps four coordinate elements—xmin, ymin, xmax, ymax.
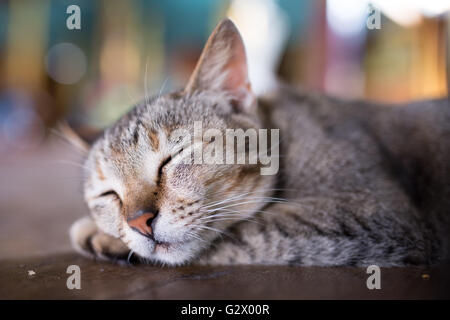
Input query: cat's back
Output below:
<box><xmin>259</xmin><ymin>86</ymin><xmax>450</xmax><ymax>260</ymax></box>
<box><xmin>260</xmin><ymin>85</ymin><xmax>449</xmax><ymax>206</ymax></box>
<box><xmin>259</xmin><ymin>85</ymin><xmax>391</xmax><ymax>198</ymax></box>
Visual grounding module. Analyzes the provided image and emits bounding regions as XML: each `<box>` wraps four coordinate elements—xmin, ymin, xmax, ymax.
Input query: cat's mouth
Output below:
<box><xmin>140</xmin><ymin>233</ymin><xmax>191</xmax><ymax>255</ymax></box>
<box><xmin>152</xmin><ymin>239</ymin><xmax>183</xmax><ymax>253</ymax></box>
<box><xmin>154</xmin><ymin>240</ymin><xmax>170</xmax><ymax>250</ymax></box>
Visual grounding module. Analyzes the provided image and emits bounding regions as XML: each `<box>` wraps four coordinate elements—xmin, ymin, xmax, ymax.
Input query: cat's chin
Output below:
<box><xmin>131</xmin><ymin>237</ymin><xmax>200</xmax><ymax>266</ymax></box>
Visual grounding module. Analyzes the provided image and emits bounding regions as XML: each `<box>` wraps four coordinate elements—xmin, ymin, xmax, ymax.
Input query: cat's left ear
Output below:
<box><xmin>184</xmin><ymin>18</ymin><xmax>255</xmax><ymax>113</ymax></box>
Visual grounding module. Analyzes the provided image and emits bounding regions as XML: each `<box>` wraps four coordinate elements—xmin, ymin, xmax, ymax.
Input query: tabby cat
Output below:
<box><xmin>70</xmin><ymin>19</ymin><xmax>450</xmax><ymax>266</ymax></box>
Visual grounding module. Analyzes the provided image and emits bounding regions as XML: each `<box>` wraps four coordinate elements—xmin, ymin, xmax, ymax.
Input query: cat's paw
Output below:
<box><xmin>70</xmin><ymin>216</ymin><xmax>130</xmax><ymax>262</ymax></box>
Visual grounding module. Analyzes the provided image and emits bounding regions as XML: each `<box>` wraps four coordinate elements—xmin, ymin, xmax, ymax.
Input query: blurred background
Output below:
<box><xmin>0</xmin><ymin>0</ymin><xmax>449</xmax><ymax>259</ymax></box>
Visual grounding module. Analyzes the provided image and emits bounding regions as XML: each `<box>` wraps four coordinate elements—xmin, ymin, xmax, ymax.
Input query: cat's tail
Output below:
<box><xmin>227</xmin><ymin>1</ymin><xmax>289</xmax><ymax>96</ymax></box>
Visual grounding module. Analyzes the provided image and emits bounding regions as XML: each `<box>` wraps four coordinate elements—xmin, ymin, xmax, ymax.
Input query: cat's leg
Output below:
<box><xmin>196</xmin><ymin>203</ymin><xmax>307</xmax><ymax>265</ymax></box>
<box><xmin>70</xmin><ymin>216</ymin><xmax>130</xmax><ymax>262</ymax></box>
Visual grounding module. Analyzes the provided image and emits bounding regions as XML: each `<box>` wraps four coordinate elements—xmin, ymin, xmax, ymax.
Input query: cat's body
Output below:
<box><xmin>199</xmin><ymin>85</ymin><xmax>450</xmax><ymax>266</ymax></box>
<box><xmin>70</xmin><ymin>19</ymin><xmax>450</xmax><ymax>267</ymax></box>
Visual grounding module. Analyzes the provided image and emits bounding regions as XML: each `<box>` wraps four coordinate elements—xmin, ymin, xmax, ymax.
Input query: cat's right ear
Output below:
<box><xmin>184</xmin><ymin>18</ymin><xmax>255</xmax><ymax>113</ymax></box>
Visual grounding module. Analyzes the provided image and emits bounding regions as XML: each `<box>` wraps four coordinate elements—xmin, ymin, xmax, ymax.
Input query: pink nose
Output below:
<box><xmin>127</xmin><ymin>212</ymin><xmax>156</xmax><ymax>237</ymax></box>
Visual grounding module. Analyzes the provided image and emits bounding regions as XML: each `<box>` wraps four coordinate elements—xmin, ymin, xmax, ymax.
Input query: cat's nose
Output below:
<box><xmin>127</xmin><ymin>211</ymin><xmax>157</xmax><ymax>238</ymax></box>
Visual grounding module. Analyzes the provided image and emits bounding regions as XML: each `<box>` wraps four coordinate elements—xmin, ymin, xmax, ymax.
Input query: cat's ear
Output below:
<box><xmin>184</xmin><ymin>18</ymin><xmax>255</xmax><ymax>112</ymax></box>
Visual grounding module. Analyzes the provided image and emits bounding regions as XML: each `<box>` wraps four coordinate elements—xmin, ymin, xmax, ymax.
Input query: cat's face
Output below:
<box><xmin>82</xmin><ymin>19</ymin><xmax>275</xmax><ymax>265</ymax></box>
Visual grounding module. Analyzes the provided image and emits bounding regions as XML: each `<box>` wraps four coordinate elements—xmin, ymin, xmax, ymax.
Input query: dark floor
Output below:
<box><xmin>1</xmin><ymin>253</ymin><xmax>449</xmax><ymax>299</ymax></box>
<box><xmin>1</xmin><ymin>138</ymin><xmax>449</xmax><ymax>299</ymax></box>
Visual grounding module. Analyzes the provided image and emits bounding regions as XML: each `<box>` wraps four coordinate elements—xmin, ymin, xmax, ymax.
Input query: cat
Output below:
<box><xmin>69</xmin><ymin>18</ymin><xmax>450</xmax><ymax>266</ymax></box>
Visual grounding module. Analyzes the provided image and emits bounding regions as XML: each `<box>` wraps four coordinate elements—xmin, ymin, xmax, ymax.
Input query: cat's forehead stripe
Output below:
<box><xmin>148</xmin><ymin>130</ymin><xmax>160</xmax><ymax>151</ymax></box>
<box><xmin>95</xmin><ymin>158</ymin><xmax>106</xmax><ymax>181</ymax></box>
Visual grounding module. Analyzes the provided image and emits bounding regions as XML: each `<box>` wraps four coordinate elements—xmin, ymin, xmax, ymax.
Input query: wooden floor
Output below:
<box><xmin>1</xmin><ymin>253</ymin><xmax>449</xmax><ymax>299</ymax></box>
<box><xmin>1</xmin><ymin>138</ymin><xmax>449</xmax><ymax>299</ymax></box>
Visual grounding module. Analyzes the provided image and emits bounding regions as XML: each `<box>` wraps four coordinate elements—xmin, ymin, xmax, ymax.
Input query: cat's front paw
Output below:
<box><xmin>70</xmin><ymin>216</ymin><xmax>131</xmax><ymax>262</ymax></box>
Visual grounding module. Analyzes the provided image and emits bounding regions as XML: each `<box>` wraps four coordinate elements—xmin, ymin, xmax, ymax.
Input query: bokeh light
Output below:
<box><xmin>45</xmin><ymin>42</ymin><xmax>87</xmax><ymax>85</ymax></box>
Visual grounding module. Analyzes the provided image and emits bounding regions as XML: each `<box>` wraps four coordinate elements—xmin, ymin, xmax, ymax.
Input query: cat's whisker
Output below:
<box><xmin>204</xmin><ymin>204</ymin><xmax>272</xmax><ymax>217</ymax></box>
<box><xmin>199</xmin><ymin>211</ymin><xmax>262</xmax><ymax>224</ymax></box>
<box><xmin>200</xmin><ymin>209</ymin><xmax>262</xmax><ymax>220</ymax></box>
<box><xmin>203</xmin><ymin>187</ymin><xmax>300</xmax><ymax>208</ymax></box>
<box><xmin>203</xmin><ymin>195</ymin><xmax>289</xmax><ymax>210</ymax></box>
<box><xmin>203</xmin><ymin>217</ymin><xmax>263</xmax><ymax>226</ymax></box>
<box><xmin>203</xmin><ymin>191</ymin><xmax>270</xmax><ymax>208</ymax></box>
<box><xmin>204</xmin><ymin>187</ymin><xmax>292</xmax><ymax>199</ymax></box>
<box><xmin>127</xmin><ymin>249</ymin><xmax>135</xmax><ymax>264</ymax></box>
<box><xmin>204</xmin><ymin>196</ymin><xmax>316</xmax><ymax>214</ymax></box>
<box><xmin>202</xmin><ymin>193</ymin><xmax>252</xmax><ymax>209</ymax></box>
<box><xmin>49</xmin><ymin>128</ymin><xmax>88</xmax><ymax>156</ymax></box>
<box><xmin>144</xmin><ymin>57</ymin><xmax>150</xmax><ymax>107</ymax></box>
<box><xmin>185</xmin><ymin>230</ymin><xmax>208</xmax><ymax>243</ymax></box>
<box><xmin>191</xmin><ymin>224</ymin><xmax>223</xmax><ymax>233</ymax></box>
<box><xmin>199</xmin><ymin>207</ymin><xmax>276</xmax><ymax>224</ymax></box>
<box><xmin>204</xmin><ymin>198</ymin><xmax>289</xmax><ymax>212</ymax></box>
<box><xmin>158</xmin><ymin>77</ymin><xmax>169</xmax><ymax>100</ymax></box>
<box><xmin>190</xmin><ymin>224</ymin><xmax>236</xmax><ymax>241</ymax></box>
<box><xmin>51</xmin><ymin>159</ymin><xmax>91</xmax><ymax>171</ymax></box>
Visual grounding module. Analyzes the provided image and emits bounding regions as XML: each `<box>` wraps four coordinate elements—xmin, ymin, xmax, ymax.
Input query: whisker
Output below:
<box><xmin>185</xmin><ymin>231</ymin><xmax>208</xmax><ymax>244</ymax></box>
<box><xmin>205</xmin><ymin>199</ymin><xmax>289</xmax><ymax>212</ymax></box>
<box><xmin>190</xmin><ymin>224</ymin><xmax>236</xmax><ymax>241</ymax></box>
<box><xmin>158</xmin><ymin>77</ymin><xmax>169</xmax><ymax>100</ymax></box>
<box><xmin>144</xmin><ymin>57</ymin><xmax>150</xmax><ymax>106</ymax></box>
<box><xmin>50</xmin><ymin>159</ymin><xmax>90</xmax><ymax>171</ymax></box>
<box><xmin>127</xmin><ymin>250</ymin><xmax>135</xmax><ymax>264</ymax></box>
<box><xmin>200</xmin><ymin>211</ymin><xmax>257</xmax><ymax>221</ymax></box>
<box><xmin>203</xmin><ymin>194</ymin><xmax>289</xmax><ymax>210</ymax></box>
<box><xmin>203</xmin><ymin>187</ymin><xmax>300</xmax><ymax>208</ymax></box>
<box><xmin>50</xmin><ymin>127</ymin><xmax>88</xmax><ymax>156</ymax></box>
<box><xmin>202</xmin><ymin>216</ymin><xmax>263</xmax><ymax>226</ymax></box>
<box><xmin>204</xmin><ymin>187</ymin><xmax>287</xmax><ymax>199</ymax></box>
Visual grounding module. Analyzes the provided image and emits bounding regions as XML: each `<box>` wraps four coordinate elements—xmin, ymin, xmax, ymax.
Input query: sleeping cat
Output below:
<box><xmin>69</xmin><ymin>19</ymin><xmax>450</xmax><ymax>266</ymax></box>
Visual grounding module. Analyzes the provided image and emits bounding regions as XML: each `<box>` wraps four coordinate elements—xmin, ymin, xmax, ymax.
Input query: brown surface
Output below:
<box><xmin>0</xmin><ymin>253</ymin><xmax>449</xmax><ymax>299</ymax></box>
<box><xmin>0</xmin><ymin>138</ymin><xmax>449</xmax><ymax>299</ymax></box>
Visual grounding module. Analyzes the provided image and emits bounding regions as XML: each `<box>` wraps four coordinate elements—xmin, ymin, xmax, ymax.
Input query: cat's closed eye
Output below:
<box><xmin>157</xmin><ymin>156</ymin><xmax>172</xmax><ymax>179</ymax></box>
<box><xmin>98</xmin><ymin>190</ymin><xmax>122</xmax><ymax>206</ymax></box>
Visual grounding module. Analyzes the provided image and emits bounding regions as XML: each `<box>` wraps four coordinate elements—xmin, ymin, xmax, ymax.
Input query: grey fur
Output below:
<box><xmin>199</xmin><ymin>85</ymin><xmax>450</xmax><ymax>266</ymax></box>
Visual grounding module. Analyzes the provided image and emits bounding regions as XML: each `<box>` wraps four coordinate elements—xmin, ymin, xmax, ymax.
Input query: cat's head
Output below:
<box><xmin>82</xmin><ymin>19</ymin><xmax>276</xmax><ymax>265</ymax></box>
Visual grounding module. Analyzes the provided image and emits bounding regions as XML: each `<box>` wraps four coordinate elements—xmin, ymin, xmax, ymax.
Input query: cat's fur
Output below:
<box><xmin>70</xmin><ymin>19</ymin><xmax>450</xmax><ymax>266</ymax></box>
